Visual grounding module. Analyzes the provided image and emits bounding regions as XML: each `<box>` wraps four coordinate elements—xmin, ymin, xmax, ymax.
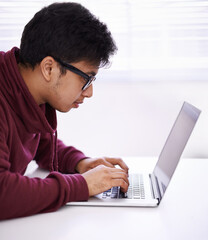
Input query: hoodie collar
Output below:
<box><xmin>0</xmin><ymin>47</ymin><xmax>57</xmax><ymax>134</ymax></box>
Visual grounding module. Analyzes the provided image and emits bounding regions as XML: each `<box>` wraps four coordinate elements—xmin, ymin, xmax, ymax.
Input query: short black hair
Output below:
<box><xmin>19</xmin><ymin>2</ymin><xmax>117</xmax><ymax>69</ymax></box>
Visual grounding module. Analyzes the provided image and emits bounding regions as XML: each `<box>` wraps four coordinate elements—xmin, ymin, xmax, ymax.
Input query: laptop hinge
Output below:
<box><xmin>149</xmin><ymin>174</ymin><xmax>162</xmax><ymax>204</ymax></box>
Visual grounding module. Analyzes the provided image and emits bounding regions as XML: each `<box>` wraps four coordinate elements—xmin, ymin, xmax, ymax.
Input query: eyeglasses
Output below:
<box><xmin>53</xmin><ymin>57</ymin><xmax>96</xmax><ymax>91</ymax></box>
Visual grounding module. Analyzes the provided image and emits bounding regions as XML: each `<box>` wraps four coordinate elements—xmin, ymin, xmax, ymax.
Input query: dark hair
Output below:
<box><xmin>19</xmin><ymin>2</ymin><xmax>117</xmax><ymax>70</ymax></box>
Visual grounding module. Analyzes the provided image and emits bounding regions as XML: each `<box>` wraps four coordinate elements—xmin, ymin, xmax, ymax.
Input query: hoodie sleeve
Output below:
<box><xmin>35</xmin><ymin>132</ymin><xmax>87</xmax><ymax>173</ymax></box>
<box><xmin>57</xmin><ymin>139</ymin><xmax>87</xmax><ymax>173</ymax></box>
<box><xmin>0</xmin><ymin>122</ymin><xmax>89</xmax><ymax>220</ymax></box>
<box><xmin>0</xmin><ymin>160</ymin><xmax>89</xmax><ymax>220</ymax></box>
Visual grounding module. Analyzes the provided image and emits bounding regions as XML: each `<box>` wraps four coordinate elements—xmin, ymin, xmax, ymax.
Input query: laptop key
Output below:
<box><xmin>119</xmin><ymin>191</ymin><xmax>127</xmax><ymax>198</ymax></box>
<box><xmin>102</xmin><ymin>175</ymin><xmax>146</xmax><ymax>199</ymax></box>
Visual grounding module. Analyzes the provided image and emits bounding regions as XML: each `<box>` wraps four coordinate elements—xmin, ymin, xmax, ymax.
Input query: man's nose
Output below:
<box><xmin>82</xmin><ymin>84</ymin><xmax>93</xmax><ymax>98</ymax></box>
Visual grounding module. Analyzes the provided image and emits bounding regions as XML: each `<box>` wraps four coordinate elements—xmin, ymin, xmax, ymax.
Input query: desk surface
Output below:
<box><xmin>1</xmin><ymin>157</ymin><xmax>208</xmax><ymax>240</ymax></box>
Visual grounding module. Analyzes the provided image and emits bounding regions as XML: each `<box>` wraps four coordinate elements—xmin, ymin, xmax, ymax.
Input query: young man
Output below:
<box><xmin>0</xmin><ymin>2</ymin><xmax>129</xmax><ymax>220</ymax></box>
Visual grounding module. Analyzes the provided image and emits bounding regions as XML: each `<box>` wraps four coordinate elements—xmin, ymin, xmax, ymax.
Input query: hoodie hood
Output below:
<box><xmin>0</xmin><ymin>47</ymin><xmax>57</xmax><ymax>134</ymax></box>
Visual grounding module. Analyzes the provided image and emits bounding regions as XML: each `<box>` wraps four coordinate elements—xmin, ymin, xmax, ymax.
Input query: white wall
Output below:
<box><xmin>1</xmin><ymin>0</ymin><xmax>207</xmax><ymax>159</ymax></box>
<box><xmin>57</xmin><ymin>80</ymin><xmax>208</xmax><ymax>159</ymax></box>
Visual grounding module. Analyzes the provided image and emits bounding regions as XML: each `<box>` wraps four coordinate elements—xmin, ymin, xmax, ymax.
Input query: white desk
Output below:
<box><xmin>1</xmin><ymin>157</ymin><xmax>208</xmax><ymax>240</ymax></box>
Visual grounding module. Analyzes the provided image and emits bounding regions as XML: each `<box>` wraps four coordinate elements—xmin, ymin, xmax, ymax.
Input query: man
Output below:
<box><xmin>0</xmin><ymin>2</ymin><xmax>129</xmax><ymax>220</ymax></box>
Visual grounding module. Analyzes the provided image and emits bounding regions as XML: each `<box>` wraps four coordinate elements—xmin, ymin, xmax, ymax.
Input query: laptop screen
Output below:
<box><xmin>153</xmin><ymin>102</ymin><xmax>201</xmax><ymax>199</ymax></box>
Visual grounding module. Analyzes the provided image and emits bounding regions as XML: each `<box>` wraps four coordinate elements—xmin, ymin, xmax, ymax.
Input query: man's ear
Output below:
<box><xmin>40</xmin><ymin>56</ymin><xmax>56</xmax><ymax>82</ymax></box>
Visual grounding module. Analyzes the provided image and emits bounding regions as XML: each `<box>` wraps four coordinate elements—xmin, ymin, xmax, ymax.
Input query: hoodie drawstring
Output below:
<box><xmin>54</xmin><ymin>131</ymin><xmax>58</xmax><ymax>171</ymax></box>
<box><xmin>50</xmin><ymin>131</ymin><xmax>58</xmax><ymax>172</ymax></box>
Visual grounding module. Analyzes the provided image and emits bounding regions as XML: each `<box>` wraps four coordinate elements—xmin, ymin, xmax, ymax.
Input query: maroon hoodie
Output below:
<box><xmin>0</xmin><ymin>48</ymin><xmax>89</xmax><ymax>220</ymax></box>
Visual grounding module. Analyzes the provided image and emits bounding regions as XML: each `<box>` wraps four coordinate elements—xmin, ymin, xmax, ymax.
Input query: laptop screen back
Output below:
<box><xmin>153</xmin><ymin>102</ymin><xmax>201</xmax><ymax>199</ymax></box>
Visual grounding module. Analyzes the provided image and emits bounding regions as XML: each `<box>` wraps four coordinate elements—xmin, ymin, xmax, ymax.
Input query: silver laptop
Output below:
<box><xmin>68</xmin><ymin>102</ymin><xmax>201</xmax><ymax>207</ymax></box>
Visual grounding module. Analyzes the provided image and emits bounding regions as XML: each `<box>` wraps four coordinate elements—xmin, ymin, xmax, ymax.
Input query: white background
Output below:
<box><xmin>1</xmin><ymin>0</ymin><xmax>208</xmax><ymax>158</ymax></box>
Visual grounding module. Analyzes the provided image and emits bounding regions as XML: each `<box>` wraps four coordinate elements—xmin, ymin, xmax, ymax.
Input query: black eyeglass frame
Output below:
<box><xmin>53</xmin><ymin>57</ymin><xmax>96</xmax><ymax>91</ymax></box>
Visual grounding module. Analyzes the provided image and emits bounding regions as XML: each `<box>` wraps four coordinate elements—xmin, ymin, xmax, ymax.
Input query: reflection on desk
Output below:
<box><xmin>1</xmin><ymin>157</ymin><xmax>208</xmax><ymax>240</ymax></box>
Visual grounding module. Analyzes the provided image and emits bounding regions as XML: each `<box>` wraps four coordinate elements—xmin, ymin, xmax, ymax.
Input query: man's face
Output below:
<box><xmin>47</xmin><ymin>60</ymin><xmax>98</xmax><ymax>112</ymax></box>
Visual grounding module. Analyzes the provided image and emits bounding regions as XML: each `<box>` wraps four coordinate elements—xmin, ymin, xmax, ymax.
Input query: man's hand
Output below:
<box><xmin>76</xmin><ymin>157</ymin><xmax>129</xmax><ymax>196</ymax></box>
<box><xmin>76</xmin><ymin>157</ymin><xmax>129</xmax><ymax>174</ymax></box>
<box><xmin>82</xmin><ymin>165</ymin><xmax>129</xmax><ymax>196</ymax></box>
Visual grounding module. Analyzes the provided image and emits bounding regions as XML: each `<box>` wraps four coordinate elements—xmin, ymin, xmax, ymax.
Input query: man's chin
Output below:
<box><xmin>57</xmin><ymin>106</ymin><xmax>73</xmax><ymax>113</ymax></box>
<box><xmin>56</xmin><ymin>102</ymin><xmax>81</xmax><ymax>112</ymax></box>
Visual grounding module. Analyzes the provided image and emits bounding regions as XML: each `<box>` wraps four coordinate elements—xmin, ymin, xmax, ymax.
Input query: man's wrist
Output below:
<box><xmin>75</xmin><ymin>157</ymin><xmax>89</xmax><ymax>173</ymax></box>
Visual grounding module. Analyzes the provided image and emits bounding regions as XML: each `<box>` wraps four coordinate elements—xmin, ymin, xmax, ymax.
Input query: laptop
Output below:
<box><xmin>68</xmin><ymin>102</ymin><xmax>201</xmax><ymax>207</ymax></box>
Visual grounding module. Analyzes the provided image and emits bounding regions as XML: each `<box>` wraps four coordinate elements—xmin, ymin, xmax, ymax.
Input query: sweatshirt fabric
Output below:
<box><xmin>0</xmin><ymin>47</ymin><xmax>89</xmax><ymax>220</ymax></box>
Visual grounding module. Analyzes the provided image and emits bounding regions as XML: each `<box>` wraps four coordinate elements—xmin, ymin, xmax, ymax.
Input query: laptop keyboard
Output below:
<box><xmin>102</xmin><ymin>174</ymin><xmax>145</xmax><ymax>199</ymax></box>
